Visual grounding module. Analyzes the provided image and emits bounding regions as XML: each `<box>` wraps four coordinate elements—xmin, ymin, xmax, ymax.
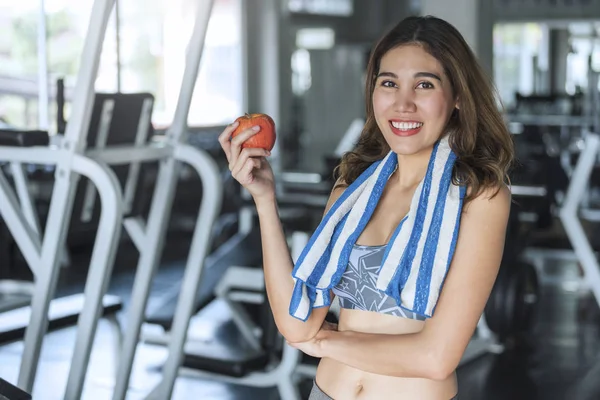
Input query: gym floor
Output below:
<box><xmin>1</xmin><ymin>233</ymin><xmax>600</xmax><ymax>400</ymax></box>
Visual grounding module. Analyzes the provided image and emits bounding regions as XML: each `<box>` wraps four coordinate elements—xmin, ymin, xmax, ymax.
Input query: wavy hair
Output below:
<box><xmin>334</xmin><ymin>15</ymin><xmax>514</xmax><ymax>204</ymax></box>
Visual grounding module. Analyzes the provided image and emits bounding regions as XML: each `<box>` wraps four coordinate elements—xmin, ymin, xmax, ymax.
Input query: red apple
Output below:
<box><xmin>231</xmin><ymin>113</ymin><xmax>276</xmax><ymax>151</ymax></box>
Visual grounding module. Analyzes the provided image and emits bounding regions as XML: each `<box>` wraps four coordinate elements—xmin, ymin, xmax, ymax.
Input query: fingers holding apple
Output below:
<box><xmin>230</xmin><ymin>147</ymin><xmax>269</xmax><ymax>184</ymax></box>
<box><xmin>219</xmin><ymin>112</ymin><xmax>278</xmax><ymax>201</ymax></box>
<box><xmin>218</xmin><ymin>120</ymin><xmax>244</xmax><ymax>162</ymax></box>
<box><xmin>228</xmin><ymin>125</ymin><xmax>263</xmax><ymax>167</ymax></box>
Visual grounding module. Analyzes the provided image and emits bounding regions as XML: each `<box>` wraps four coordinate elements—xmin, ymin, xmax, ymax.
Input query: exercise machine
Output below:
<box><xmin>557</xmin><ymin>132</ymin><xmax>600</xmax><ymax>309</ymax></box>
<box><xmin>0</xmin><ymin>0</ymin><xmax>221</xmax><ymax>399</ymax></box>
<box><xmin>0</xmin><ymin>377</ymin><xmax>31</xmax><ymax>400</ymax></box>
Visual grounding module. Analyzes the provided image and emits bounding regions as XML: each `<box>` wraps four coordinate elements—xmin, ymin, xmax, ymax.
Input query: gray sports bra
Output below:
<box><xmin>331</xmin><ymin>243</ymin><xmax>426</xmax><ymax>320</ymax></box>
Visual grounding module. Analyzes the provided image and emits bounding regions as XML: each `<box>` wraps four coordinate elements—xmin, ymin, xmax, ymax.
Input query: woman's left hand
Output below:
<box><xmin>286</xmin><ymin>320</ymin><xmax>337</xmax><ymax>358</ymax></box>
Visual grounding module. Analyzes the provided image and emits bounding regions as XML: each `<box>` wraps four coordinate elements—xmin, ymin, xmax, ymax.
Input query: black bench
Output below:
<box><xmin>0</xmin><ymin>129</ymin><xmax>49</xmax><ymax>148</ymax></box>
<box><xmin>0</xmin><ymin>377</ymin><xmax>31</xmax><ymax>400</ymax></box>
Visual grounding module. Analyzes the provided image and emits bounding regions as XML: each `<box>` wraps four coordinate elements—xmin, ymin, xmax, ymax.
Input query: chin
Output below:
<box><xmin>390</xmin><ymin>146</ymin><xmax>423</xmax><ymax>156</ymax></box>
<box><xmin>387</xmin><ymin>139</ymin><xmax>427</xmax><ymax>156</ymax></box>
<box><xmin>386</xmin><ymin>134</ymin><xmax>438</xmax><ymax>157</ymax></box>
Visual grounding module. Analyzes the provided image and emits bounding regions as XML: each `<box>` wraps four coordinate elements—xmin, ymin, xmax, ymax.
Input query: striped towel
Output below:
<box><xmin>289</xmin><ymin>136</ymin><xmax>466</xmax><ymax>321</ymax></box>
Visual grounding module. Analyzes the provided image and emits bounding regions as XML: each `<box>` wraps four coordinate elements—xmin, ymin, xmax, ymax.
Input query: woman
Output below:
<box><xmin>219</xmin><ymin>15</ymin><xmax>514</xmax><ymax>400</ymax></box>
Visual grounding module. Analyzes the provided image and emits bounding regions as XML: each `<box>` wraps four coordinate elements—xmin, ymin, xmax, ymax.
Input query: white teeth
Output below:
<box><xmin>391</xmin><ymin>121</ymin><xmax>423</xmax><ymax>130</ymax></box>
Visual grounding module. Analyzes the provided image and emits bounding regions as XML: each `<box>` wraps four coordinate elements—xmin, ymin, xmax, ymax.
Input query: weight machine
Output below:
<box><xmin>558</xmin><ymin>132</ymin><xmax>600</xmax><ymax>309</ymax></box>
<box><xmin>509</xmin><ymin>61</ymin><xmax>600</xmax><ymax>306</ymax></box>
<box><xmin>0</xmin><ymin>0</ymin><xmax>221</xmax><ymax>399</ymax></box>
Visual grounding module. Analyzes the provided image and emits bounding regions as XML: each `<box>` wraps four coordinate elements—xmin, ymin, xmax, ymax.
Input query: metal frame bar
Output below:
<box><xmin>112</xmin><ymin>3</ymin><xmax>217</xmax><ymax>399</ymax></box>
<box><xmin>123</xmin><ymin>97</ymin><xmax>154</xmax><ymax>214</ymax></box>
<box><xmin>17</xmin><ymin>167</ymin><xmax>79</xmax><ymax>392</ymax></box>
<box><xmin>0</xmin><ymin>147</ymin><xmax>60</xmax><ymax>166</ymax></box>
<box><xmin>1</xmin><ymin>1</ymin><xmax>242</xmax><ymax>399</ymax></box>
<box><xmin>559</xmin><ymin>133</ymin><xmax>600</xmax><ymax>310</ymax></box>
<box><xmin>7</xmin><ymin>0</ymin><xmax>118</xmax><ymax>394</ymax></box>
<box><xmin>122</xmin><ymin>216</ymin><xmax>146</xmax><ymax>249</ymax></box>
<box><xmin>215</xmin><ymin>267</ymin><xmax>264</xmax><ymax>351</ymax></box>
<box><xmin>0</xmin><ymin>170</ymin><xmax>42</xmax><ymax>274</ymax></box>
<box><xmin>85</xmin><ymin>144</ymin><xmax>171</xmax><ymax>164</ymax></box>
<box><xmin>64</xmin><ymin>155</ymin><xmax>123</xmax><ymax>400</ymax></box>
<box><xmin>81</xmin><ymin>98</ymin><xmax>115</xmax><ymax>222</ymax></box>
<box><xmin>111</xmin><ymin>139</ymin><xmax>182</xmax><ymax>400</ymax></box>
<box><xmin>150</xmin><ymin>144</ymin><xmax>222</xmax><ymax>399</ymax></box>
<box><xmin>9</xmin><ymin>163</ymin><xmax>41</xmax><ymax>237</ymax></box>
<box><xmin>148</xmin><ymin>229</ymin><xmax>306</xmax><ymax>400</ymax></box>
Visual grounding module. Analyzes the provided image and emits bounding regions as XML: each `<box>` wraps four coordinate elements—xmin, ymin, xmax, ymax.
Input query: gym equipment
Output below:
<box><xmin>506</xmin><ymin>84</ymin><xmax>600</xmax><ymax>290</ymax></box>
<box><xmin>140</xmin><ymin>119</ymin><xmax>359</xmax><ymax>399</ymax></box>
<box><xmin>482</xmin><ymin>185</ymin><xmax>542</xmax><ymax>344</ymax></box>
<box><xmin>110</xmin><ymin>1</ymin><xmax>222</xmax><ymax>399</ymax></box>
<box><xmin>0</xmin><ymin>118</ymin><xmax>124</xmax><ymax>399</ymax></box>
<box><xmin>0</xmin><ymin>377</ymin><xmax>31</xmax><ymax>400</ymax></box>
<box><xmin>501</xmin><ymin>82</ymin><xmax>600</xmax><ymax>335</ymax></box>
<box><xmin>159</xmin><ymin>229</ymin><xmax>318</xmax><ymax>400</ymax></box>
<box><xmin>485</xmin><ymin>261</ymin><xmax>539</xmax><ymax>343</ymax></box>
<box><xmin>144</xmin><ymin>228</ymin><xmax>262</xmax><ymax>334</ymax></box>
<box><xmin>0</xmin><ymin>294</ymin><xmax>122</xmax><ymax>345</ymax></box>
<box><xmin>0</xmin><ymin>0</ymin><xmax>221</xmax><ymax>399</ymax></box>
<box><xmin>557</xmin><ymin>133</ymin><xmax>600</xmax><ymax>310</ymax></box>
<box><xmin>0</xmin><ymin>86</ymin><xmax>155</xmax><ymax>395</ymax></box>
<box><xmin>0</xmin><ymin>91</ymin><xmax>153</xmax><ymax>374</ymax></box>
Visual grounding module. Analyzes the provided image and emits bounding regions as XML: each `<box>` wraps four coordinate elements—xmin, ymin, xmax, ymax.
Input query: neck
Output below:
<box><xmin>392</xmin><ymin>147</ymin><xmax>434</xmax><ymax>188</ymax></box>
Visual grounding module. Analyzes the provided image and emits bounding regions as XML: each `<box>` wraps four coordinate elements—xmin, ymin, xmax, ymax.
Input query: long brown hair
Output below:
<box><xmin>334</xmin><ymin>15</ymin><xmax>514</xmax><ymax>204</ymax></box>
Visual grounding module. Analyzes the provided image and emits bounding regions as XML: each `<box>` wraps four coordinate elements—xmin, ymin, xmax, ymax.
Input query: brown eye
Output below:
<box><xmin>416</xmin><ymin>81</ymin><xmax>434</xmax><ymax>89</ymax></box>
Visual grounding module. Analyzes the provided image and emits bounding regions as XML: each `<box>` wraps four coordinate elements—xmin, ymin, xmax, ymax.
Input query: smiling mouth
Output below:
<box><xmin>389</xmin><ymin>121</ymin><xmax>423</xmax><ymax>136</ymax></box>
<box><xmin>390</xmin><ymin>121</ymin><xmax>423</xmax><ymax>130</ymax></box>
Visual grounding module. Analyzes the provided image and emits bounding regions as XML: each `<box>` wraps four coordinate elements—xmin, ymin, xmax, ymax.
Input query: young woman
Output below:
<box><xmin>219</xmin><ymin>15</ymin><xmax>514</xmax><ymax>400</ymax></box>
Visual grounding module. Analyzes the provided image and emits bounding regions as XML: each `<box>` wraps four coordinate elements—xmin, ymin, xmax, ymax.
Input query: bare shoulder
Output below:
<box><xmin>457</xmin><ymin>183</ymin><xmax>512</xmax><ymax>252</ymax></box>
<box><xmin>462</xmin><ymin>183</ymin><xmax>512</xmax><ymax>220</ymax></box>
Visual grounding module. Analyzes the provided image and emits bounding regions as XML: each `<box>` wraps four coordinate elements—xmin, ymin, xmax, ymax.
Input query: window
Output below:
<box><xmin>565</xmin><ymin>22</ymin><xmax>600</xmax><ymax>95</ymax></box>
<box><xmin>0</xmin><ymin>0</ymin><xmax>41</xmax><ymax>128</ymax></box>
<box><xmin>0</xmin><ymin>0</ymin><xmax>243</xmax><ymax>131</ymax></box>
<box><xmin>493</xmin><ymin>23</ymin><xmax>544</xmax><ymax>109</ymax></box>
<box><xmin>119</xmin><ymin>0</ymin><xmax>243</xmax><ymax>127</ymax></box>
<box><xmin>288</xmin><ymin>0</ymin><xmax>353</xmax><ymax>16</ymax></box>
<box><xmin>46</xmin><ymin>0</ymin><xmax>118</xmax><ymax>133</ymax></box>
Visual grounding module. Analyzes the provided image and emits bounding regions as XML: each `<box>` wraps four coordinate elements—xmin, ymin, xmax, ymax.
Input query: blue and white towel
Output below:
<box><xmin>289</xmin><ymin>135</ymin><xmax>466</xmax><ymax>321</ymax></box>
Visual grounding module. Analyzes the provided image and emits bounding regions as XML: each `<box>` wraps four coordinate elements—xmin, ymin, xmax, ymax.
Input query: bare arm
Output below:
<box><xmin>256</xmin><ymin>184</ymin><xmax>345</xmax><ymax>343</ymax></box>
<box><xmin>296</xmin><ymin>185</ymin><xmax>511</xmax><ymax>379</ymax></box>
<box><xmin>218</xmin><ymin>120</ymin><xmax>343</xmax><ymax>342</ymax></box>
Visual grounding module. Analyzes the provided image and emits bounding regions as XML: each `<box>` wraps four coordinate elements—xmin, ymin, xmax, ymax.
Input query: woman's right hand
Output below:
<box><xmin>218</xmin><ymin>121</ymin><xmax>276</xmax><ymax>202</ymax></box>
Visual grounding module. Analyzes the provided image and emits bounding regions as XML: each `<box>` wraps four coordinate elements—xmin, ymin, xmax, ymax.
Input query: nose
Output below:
<box><xmin>394</xmin><ymin>88</ymin><xmax>416</xmax><ymax>112</ymax></box>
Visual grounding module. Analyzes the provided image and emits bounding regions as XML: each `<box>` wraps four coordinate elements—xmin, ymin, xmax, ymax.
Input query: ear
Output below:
<box><xmin>454</xmin><ymin>98</ymin><xmax>460</xmax><ymax>110</ymax></box>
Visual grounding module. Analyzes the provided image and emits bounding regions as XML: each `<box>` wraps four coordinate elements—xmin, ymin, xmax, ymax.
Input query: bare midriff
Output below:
<box><xmin>315</xmin><ymin>308</ymin><xmax>458</xmax><ymax>400</ymax></box>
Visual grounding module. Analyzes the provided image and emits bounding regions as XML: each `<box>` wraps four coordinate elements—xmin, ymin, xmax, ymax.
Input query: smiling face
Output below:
<box><xmin>372</xmin><ymin>44</ymin><xmax>457</xmax><ymax>156</ymax></box>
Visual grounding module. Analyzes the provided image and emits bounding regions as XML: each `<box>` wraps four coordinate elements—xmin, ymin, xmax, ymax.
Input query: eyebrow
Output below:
<box><xmin>377</xmin><ymin>71</ymin><xmax>442</xmax><ymax>82</ymax></box>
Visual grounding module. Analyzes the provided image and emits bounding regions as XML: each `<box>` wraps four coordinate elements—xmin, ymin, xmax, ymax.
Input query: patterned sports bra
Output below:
<box><xmin>331</xmin><ymin>243</ymin><xmax>426</xmax><ymax>320</ymax></box>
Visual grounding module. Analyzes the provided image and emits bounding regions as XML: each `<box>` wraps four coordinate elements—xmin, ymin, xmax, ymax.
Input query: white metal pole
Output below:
<box><xmin>115</xmin><ymin>2</ymin><xmax>216</xmax><ymax>399</ymax></box>
<box><xmin>0</xmin><ymin>171</ymin><xmax>42</xmax><ymax>272</ymax></box>
<box><xmin>152</xmin><ymin>144</ymin><xmax>221</xmax><ymax>400</ymax></box>
<box><xmin>559</xmin><ymin>133</ymin><xmax>600</xmax><ymax>309</ymax></box>
<box><xmin>64</xmin><ymin>156</ymin><xmax>123</xmax><ymax>400</ymax></box>
<box><xmin>17</xmin><ymin>0</ymin><xmax>117</xmax><ymax>392</ymax></box>
<box><xmin>168</xmin><ymin>0</ymin><xmax>214</xmax><ymax>139</ymax></box>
